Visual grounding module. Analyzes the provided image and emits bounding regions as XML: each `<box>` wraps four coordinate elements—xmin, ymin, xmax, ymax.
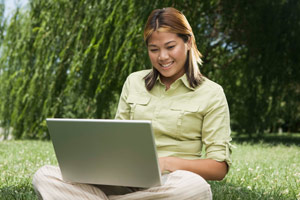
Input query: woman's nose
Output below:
<box><xmin>158</xmin><ymin>50</ymin><xmax>169</xmax><ymax>61</ymax></box>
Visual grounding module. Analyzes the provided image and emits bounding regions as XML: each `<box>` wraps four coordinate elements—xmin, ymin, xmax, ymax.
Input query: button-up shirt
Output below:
<box><xmin>115</xmin><ymin>70</ymin><xmax>232</xmax><ymax>166</ymax></box>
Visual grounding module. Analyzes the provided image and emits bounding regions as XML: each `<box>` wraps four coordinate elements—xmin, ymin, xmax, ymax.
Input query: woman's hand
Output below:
<box><xmin>158</xmin><ymin>157</ymin><xmax>169</xmax><ymax>173</ymax></box>
<box><xmin>158</xmin><ymin>157</ymin><xmax>177</xmax><ymax>173</ymax></box>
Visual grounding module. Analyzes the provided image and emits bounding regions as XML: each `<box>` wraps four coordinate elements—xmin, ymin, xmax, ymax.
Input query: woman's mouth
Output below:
<box><xmin>160</xmin><ymin>61</ymin><xmax>174</xmax><ymax>69</ymax></box>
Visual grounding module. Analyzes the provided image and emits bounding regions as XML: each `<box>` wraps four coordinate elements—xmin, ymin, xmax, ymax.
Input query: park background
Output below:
<box><xmin>0</xmin><ymin>0</ymin><xmax>299</xmax><ymax>199</ymax></box>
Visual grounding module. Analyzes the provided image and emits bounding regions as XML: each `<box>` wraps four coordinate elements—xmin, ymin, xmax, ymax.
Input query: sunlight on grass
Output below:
<box><xmin>0</xmin><ymin>141</ymin><xmax>57</xmax><ymax>200</ymax></box>
<box><xmin>209</xmin><ymin>142</ymin><xmax>300</xmax><ymax>199</ymax></box>
<box><xmin>0</xmin><ymin>140</ymin><xmax>299</xmax><ymax>199</ymax></box>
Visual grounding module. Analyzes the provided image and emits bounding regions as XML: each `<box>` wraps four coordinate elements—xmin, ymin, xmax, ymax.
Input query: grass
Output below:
<box><xmin>209</xmin><ymin>142</ymin><xmax>300</xmax><ymax>199</ymax></box>
<box><xmin>0</xmin><ymin>141</ymin><xmax>57</xmax><ymax>200</ymax></box>
<box><xmin>0</xmin><ymin>136</ymin><xmax>299</xmax><ymax>200</ymax></box>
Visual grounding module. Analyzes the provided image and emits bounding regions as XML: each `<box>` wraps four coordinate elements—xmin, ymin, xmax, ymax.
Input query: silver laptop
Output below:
<box><xmin>46</xmin><ymin>118</ymin><xmax>162</xmax><ymax>188</ymax></box>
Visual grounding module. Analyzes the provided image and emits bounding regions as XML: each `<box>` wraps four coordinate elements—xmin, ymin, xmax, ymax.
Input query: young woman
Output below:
<box><xmin>33</xmin><ymin>7</ymin><xmax>232</xmax><ymax>200</ymax></box>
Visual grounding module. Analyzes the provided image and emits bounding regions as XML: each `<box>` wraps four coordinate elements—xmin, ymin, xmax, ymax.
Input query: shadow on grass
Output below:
<box><xmin>232</xmin><ymin>133</ymin><xmax>300</xmax><ymax>146</ymax></box>
<box><xmin>209</xmin><ymin>181</ymin><xmax>296</xmax><ymax>200</ymax></box>
<box><xmin>0</xmin><ymin>184</ymin><xmax>37</xmax><ymax>200</ymax></box>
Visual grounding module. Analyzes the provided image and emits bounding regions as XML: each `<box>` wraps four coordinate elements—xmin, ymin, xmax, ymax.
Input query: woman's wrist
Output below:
<box><xmin>163</xmin><ymin>157</ymin><xmax>181</xmax><ymax>172</ymax></box>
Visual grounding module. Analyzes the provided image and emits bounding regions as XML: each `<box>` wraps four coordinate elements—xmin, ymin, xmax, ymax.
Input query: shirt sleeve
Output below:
<box><xmin>115</xmin><ymin>76</ymin><xmax>131</xmax><ymax>120</ymax></box>
<box><xmin>201</xmin><ymin>86</ymin><xmax>232</xmax><ymax>167</ymax></box>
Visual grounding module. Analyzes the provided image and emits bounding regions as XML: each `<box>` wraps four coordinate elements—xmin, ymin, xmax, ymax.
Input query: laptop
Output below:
<box><xmin>46</xmin><ymin>118</ymin><xmax>162</xmax><ymax>188</ymax></box>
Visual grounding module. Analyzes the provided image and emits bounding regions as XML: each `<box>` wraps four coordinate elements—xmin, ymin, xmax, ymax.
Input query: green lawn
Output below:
<box><xmin>0</xmin><ymin>138</ymin><xmax>299</xmax><ymax>200</ymax></box>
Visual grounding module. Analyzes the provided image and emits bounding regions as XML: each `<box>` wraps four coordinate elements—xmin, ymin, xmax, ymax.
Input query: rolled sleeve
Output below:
<box><xmin>205</xmin><ymin>141</ymin><xmax>232</xmax><ymax>167</ymax></box>
<box><xmin>202</xmin><ymin>86</ymin><xmax>233</xmax><ymax>167</ymax></box>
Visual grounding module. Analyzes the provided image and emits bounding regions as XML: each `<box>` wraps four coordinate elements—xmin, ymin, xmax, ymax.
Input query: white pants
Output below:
<box><xmin>32</xmin><ymin>165</ymin><xmax>212</xmax><ymax>200</ymax></box>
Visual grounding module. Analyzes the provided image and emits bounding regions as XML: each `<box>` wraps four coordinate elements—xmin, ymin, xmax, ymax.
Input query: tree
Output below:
<box><xmin>0</xmin><ymin>0</ymin><xmax>299</xmax><ymax>139</ymax></box>
<box><xmin>216</xmin><ymin>0</ymin><xmax>300</xmax><ymax>134</ymax></box>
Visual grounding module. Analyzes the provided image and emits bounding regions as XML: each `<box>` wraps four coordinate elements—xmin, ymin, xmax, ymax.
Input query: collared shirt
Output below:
<box><xmin>115</xmin><ymin>70</ymin><xmax>232</xmax><ymax>166</ymax></box>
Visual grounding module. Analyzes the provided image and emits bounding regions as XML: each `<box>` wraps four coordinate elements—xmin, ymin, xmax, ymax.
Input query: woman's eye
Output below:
<box><xmin>167</xmin><ymin>46</ymin><xmax>175</xmax><ymax>49</ymax></box>
<box><xmin>150</xmin><ymin>49</ymin><xmax>158</xmax><ymax>52</ymax></box>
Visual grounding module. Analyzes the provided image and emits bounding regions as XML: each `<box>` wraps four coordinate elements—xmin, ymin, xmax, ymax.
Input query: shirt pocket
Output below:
<box><xmin>126</xmin><ymin>94</ymin><xmax>151</xmax><ymax>120</ymax></box>
<box><xmin>170</xmin><ymin>102</ymin><xmax>202</xmax><ymax>140</ymax></box>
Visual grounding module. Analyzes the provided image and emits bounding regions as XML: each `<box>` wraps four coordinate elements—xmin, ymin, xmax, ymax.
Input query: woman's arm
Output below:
<box><xmin>159</xmin><ymin>157</ymin><xmax>228</xmax><ymax>180</ymax></box>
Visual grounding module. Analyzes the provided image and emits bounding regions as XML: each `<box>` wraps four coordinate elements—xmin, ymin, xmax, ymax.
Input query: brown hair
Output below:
<box><xmin>143</xmin><ymin>7</ymin><xmax>204</xmax><ymax>91</ymax></box>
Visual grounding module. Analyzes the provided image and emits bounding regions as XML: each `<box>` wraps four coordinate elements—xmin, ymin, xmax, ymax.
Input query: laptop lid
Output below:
<box><xmin>46</xmin><ymin>118</ymin><xmax>162</xmax><ymax>188</ymax></box>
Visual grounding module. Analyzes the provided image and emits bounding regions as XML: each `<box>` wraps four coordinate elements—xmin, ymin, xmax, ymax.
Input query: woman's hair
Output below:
<box><xmin>143</xmin><ymin>7</ymin><xmax>204</xmax><ymax>91</ymax></box>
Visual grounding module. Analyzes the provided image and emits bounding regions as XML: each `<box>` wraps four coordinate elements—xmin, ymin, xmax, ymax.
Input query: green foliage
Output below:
<box><xmin>198</xmin><ymin>0</ymin><xmax>300</xmax><ymax>134</ymax></box>
<box><xmin>0</xmin><ymin>0</ymin><xmax>299</xmax><ymax>138</ymax></box>
<box><xmin>0</xmin><ymin>0</ymin><xmax>152</xmax><ymax>139</ymax></box>
<box><xmin>215</xmin><ymin>0</ymin><xmax>300</xmax><ymax>134</ymax></box>
<box><xmin>0</xmin><ymin>0</ymin><xmax>4</xmax><ymax>40</ymax></box>
<box><xmin>1</xmin><ymin>140</ymin><xmax>299</xmax><ymax>199</ymax></box>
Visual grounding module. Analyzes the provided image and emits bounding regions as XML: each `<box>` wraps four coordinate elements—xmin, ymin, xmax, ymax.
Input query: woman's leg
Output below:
<box><xmin>33</xmin><ymin>166</ymin><xmax>212</xmax><ymax>200</ymax></box>
<box><xmin>109</xmin><ymin>170</ymin><xmax>212</xmax><ymax>200</ymax></box>
<box><xmin>32</xmin><ymin>165</ymin><xmax>109</xmax><ymax>200</ymax></box>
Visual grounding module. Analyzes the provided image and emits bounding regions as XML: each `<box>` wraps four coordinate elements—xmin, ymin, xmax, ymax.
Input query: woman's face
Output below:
<box><xmin>147</xmin><ymin>31</ymin><xmax>190</xmax><ymax>87</ymax></box>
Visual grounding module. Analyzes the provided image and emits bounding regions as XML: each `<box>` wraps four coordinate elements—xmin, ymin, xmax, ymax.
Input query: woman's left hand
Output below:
<box><xmin>158</xmin><ymin>157</ymin><xmax>177</xmax><ymax>173</ymax></box>
<box><xmin>158</xmin><ymin>157</ymin><xmax>167</xmax><ymax>173</ymax></box>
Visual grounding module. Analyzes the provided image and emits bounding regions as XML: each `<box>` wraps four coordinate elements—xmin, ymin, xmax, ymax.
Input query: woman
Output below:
<box><xmin>33</xmin><ymin>7</ymin><xmax>232</xmax><ymax>200</ymax></box>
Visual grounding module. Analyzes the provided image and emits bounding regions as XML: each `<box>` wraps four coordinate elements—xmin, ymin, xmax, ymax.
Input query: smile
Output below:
<box><xmin>160</xmin><ymin>61</ymin><xmax>174</xmax><ymax>68</ymax></box>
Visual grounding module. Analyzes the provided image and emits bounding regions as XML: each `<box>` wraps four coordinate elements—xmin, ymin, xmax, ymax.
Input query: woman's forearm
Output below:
<box><xmin>159</xmin><ymin>157</ymin><xmax>228</xmax><ymax>180</ymax></box>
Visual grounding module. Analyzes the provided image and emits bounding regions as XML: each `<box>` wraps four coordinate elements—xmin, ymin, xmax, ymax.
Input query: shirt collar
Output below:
<box><xmin>156</xmin><ymin>73</ymin><xmax>195</xmax><ymax>91</ymax></box>
<box><xmin>179</xmin><ymin>74</ymin><xmax>195</xmax><ymax>91</ymax></box>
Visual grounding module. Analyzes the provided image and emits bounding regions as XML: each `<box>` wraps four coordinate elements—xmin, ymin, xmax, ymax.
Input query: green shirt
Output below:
<box><xmin>115</xmin><ymin>70</ymin><xmax>232</xmax><ymax>166</ymax></box>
